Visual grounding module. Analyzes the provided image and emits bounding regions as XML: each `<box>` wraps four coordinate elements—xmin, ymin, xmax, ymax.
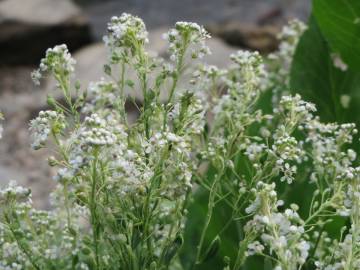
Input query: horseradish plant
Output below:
<box><xmin>0</xmin><ymin>13</ymin><xmax>359</xmax><ymax>270</ymax></box>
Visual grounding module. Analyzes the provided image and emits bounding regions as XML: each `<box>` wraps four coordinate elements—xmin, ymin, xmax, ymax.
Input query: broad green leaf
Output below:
<box><xmin>290</xmin><ymin>16</ymin><xmax>360</xmax><ymax>127</ymax></box>
<box><xmin>313</xmin><ymin>0</ymin><xmax>360</xmax><ymax>70</ymax></box>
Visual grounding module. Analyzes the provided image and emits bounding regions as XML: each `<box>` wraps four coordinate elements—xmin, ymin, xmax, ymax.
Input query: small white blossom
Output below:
<box><xmin>32</xmin><ymin>44</ymin><xmax>76</xmax><ymax>86</ymax></box>
<box><xmin>105</xmin><ymin>13</ymin><xmax>149</xmax><ymax>46</ymax></box>
<box><xmin>164</xmin><ymin>21</ymin><xmax>210</xmax><ymax>62</ymax></box>
<box><xmin>29</xmin><ymin>110</ymin><xmax>65</xmax><ymax>149</ymax></box>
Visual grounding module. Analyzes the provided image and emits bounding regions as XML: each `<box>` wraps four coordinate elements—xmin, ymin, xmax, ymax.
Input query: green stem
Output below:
<box><xmin>196</xmin><ymin>172</ymin><xmax>222</xmax><ymax>264</ymax></box>
<box><xmin>90</xmin><ymin>149</ymin><xmax>101</xmax><ymax>269</ymax></box>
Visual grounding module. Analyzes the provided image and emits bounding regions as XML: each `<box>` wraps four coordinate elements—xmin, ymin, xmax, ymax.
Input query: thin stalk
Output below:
<box><xmin>195</xmin><ymin>171</ymin><xmax>223</xmax><ymax>264</ymax></box>
<box><xmin>90</xmin><ymin>149</ymin><xmax>101</xmax><ymax>269</ymax></box>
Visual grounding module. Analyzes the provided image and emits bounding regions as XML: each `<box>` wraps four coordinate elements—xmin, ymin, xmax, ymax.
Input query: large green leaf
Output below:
<box><xmin>313</xmin><ymin>0</ymin><xmax>360</xmax><ymax>70</ymax></box>
<box><xmin>290</xmin><ymin>16</ymin><xmax>360</xmax><ymax>126</ymax></box>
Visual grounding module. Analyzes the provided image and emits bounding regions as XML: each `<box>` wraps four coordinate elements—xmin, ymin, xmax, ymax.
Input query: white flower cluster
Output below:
<box><xmin>109</xmin><ymin>148</ymin><xmax>153</xmax><ymax>195</ymax></box>
<box><xmin>212</xmin><ymin>50</ymin><xmax>268</xmax><ymax>134</ymax></box>
<box><xmin>0</xmin><ymin>180</ymin><xmax>30</xmax><ymax>203</ymax></box>
<box><xmin>123</xmin><ymin>129</ymin><xmax>193</xmax><ymax>199</ymax></box>
<box><xmin>0</xmin><ymin>183</ymin><xmax>87</xmax><ymax>269</ymax></box>
<box><xmin>266</xmin><ymin>19</ymin><xmax>307</xmax><ymax>105</ymax></box>
<box><xmin>275</xmin><ymin>19</ymin><xmax>307</xmax><ymax>63</ymax></box>
<box><xmin>190</xmin><ymin>64</ymin><xmax>227</xmax><ymax>86</ymax></box>
<box><xmin>305</xmin><ymin>119</ymin><xmax>358</xmax><ymax>175</ymax></box>
<box><xmin>0</xmin><ymin>240</ymin><xmax>29</xmax><ymax>270</ymax></box>
<box><xmin>146</xmin><ymin>131</ymin><xmax>189</xmax><ymax>153</ymax></box>
<box><xmin>245</xmin><ymin>182</ymin><xmax>310</xmax><ymax>269</ymax></box>
<box><xmin>229</xmin><ymin>50</ymin><xmax>266</xmax><ymax>91</ymax></box>
<box><xmin>52</xmin><ymin>113</ymin><xmax>128</xmax><ymax>183</ymax></box>
<box><xmin>163</xmin><ymin>21</ymin><xmax>211</xmax><ymax>62</ymax></box>
<box><xmin>82</xmin><ymin>78</ymin><xmax>117</xmax><ymax>113</ymax></box>
<box><xmin>29</xmin><ymin>110</ymin><xmax>65</xmax><ymax>149</ymax></box>
<box><xmin>104</xmin><ymin>13</ymin><xmax>149</xmax><ymax>47</ymax></box>
<box><xmin>245</xmin><ymin>142</ymin><xmax>266</xmax><ymax>161</ymax></box>
<box><xmin>31</xmin><ymin>44</ymin><xmax>76</xmax><ymax>85</ymax></box>
<box><xmin>314</xmin><ymin>229</ymin><xmax>360</xmax><ymax>269</ymax></box>
<box><xmin>277</xmin><ymin>94</ymin><xmax>316</xmax><ymax>125</ymax></box>
<box><xmin>103</xmin><ymin>13</ymin><xmax>150</xmax><ymax>69</ymax></box>
<box><xmin>235</xmin><ymin>95</ymin><xmax>316</xmax><ymax>185</ymax></box>
<box><xmin>270</xmin><ymin>130</ymin><xmax>305</xmax><ymax>184</ymax></box>
<box><xmin>79</xmin><ymin>114</ymin><xmax>117</xmax><ymax>146</ymax></box>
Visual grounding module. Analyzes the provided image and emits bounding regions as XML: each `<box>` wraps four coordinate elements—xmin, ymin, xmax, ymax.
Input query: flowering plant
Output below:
<box><xmin>1</xmin><ymin>13</ymin><xmax>359</xmax><ymax>270</ymax></box>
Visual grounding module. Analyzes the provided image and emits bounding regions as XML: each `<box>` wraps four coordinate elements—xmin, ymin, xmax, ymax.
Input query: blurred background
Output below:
<box><xmin>0</xmin><ymin>0</ymin><xmax>310</xmax><ymax>208</ymax></box>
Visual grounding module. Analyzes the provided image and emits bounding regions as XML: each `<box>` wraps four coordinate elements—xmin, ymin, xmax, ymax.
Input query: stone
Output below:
<box><xmin>207</xmin><ymin>21</ymin><xmax>280</xmax><ymax>53</ymax></box>
<box><xmin>85</xmin><ymin>0</ymin><xmax>311</xmax><ymax>40</ymax></box>
<box><xmin>0</xmin><ymin>0</ymin><xmax>92</xmax><ymax>65</ymax></box>
<box><xmin>0</xmin><ymin>165</ymin><xmax>26</xmax><ymax>184</ymax></box>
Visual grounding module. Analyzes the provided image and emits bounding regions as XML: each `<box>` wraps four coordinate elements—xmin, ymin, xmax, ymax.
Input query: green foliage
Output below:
<box><xmin>290</xmin><ymin>16</ymin><xmax>360</xmax><ymax>126</ymax></box>
<box><xmin>313</xmin><ymin>0</ymin><xmax>360</xmax><ymax>70</ymax></box>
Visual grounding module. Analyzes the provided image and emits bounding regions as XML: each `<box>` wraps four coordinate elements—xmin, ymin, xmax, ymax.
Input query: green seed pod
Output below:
<box><xmin>103</xmin><ymin>64</ymin><xmax>112</xmax><ymax>75</ymax></box>
<box><xmin>82</xmin><ymin>247</ymin><xmax>92</xmax><ymax>255</ymax></box>
<box><xmin>75</xmin><ymin>80</ymin><xmax>81</xmax><ymax>90</ymax></box>
<box><xmin>68</xmin><ymin>227</ymin><xmax>77</xmax><ymax>237</ymax></box>
<box><xmin>46</xmin><ymin>95</ymin><xmax>57</xmax><ymax>108</ymax></box>
<box><xmin>47</xmin><ymin>156</ymin><xmax>57</xmax><ymax>167</ymax></box>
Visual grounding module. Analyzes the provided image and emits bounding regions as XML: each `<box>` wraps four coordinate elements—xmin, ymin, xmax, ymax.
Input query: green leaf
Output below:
<box><xmin>290</xmin><ymin>16</ymin><xmax>360</xmax><ymax>127</ymax></box>
<box><xmin>313</xmin><ymin>0</ymin><xmax>360</xmax><ymax>70</ymax></box>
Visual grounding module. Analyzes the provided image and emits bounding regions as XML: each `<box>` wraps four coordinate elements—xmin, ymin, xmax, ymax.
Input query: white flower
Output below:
<box><xmin>0</xmin><ymin>181</ymin><xmax>31</xmax><ymax>202</ymax></box>
<box><xmin>245</xmin><ymin>143</ymin><xmax>266</xmax><ymax>161</ymax></box>
<box><xmin>340</xmin><ymin>94</ymin><xmax>351</xmax><ymax>109</ymax></box>
<box><xmin>31</xmin><ymin>69</ymin><xmax>42</xmax><ymax>86</ymax></box>
<box><xmin>347</xmin><ymin>149</ymin><xmax>357</xmax><ymax>161</ymax></box>
<box><xmin>331</xmin><ymin>53</ymin><xmax>348</xmax><ymax>71</ymax></box>
<box><xmin>36</xmin><ymin>44</ymin><xmax>75</xmax><ymax>78</ymax></box>
<box><xmin>29</xmin><ymin>110</ymin><xmax>65</xmax><ymax>149</ymax></box>
<box><xmin>164</xmin><ymin>21</ymin><xmax>210</xmax><ymax>62</ymax></box>
<box><xmin>104</xmin><ymin>13</ymin><xmax>149</xmax><ymax>48</ymax></box>
<box><xmin>247</xmin><ymin>241</ymin><xmax>265</xmax><ymax>255</ymax></box>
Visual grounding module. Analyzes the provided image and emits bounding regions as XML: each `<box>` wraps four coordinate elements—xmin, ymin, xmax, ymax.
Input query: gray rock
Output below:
<box><xmin>207</xmin><ymin>22</ymin><xmax>280</xmax><ymax>53</ymax></box>
<box><xmin>0</xmin><ymin>0</ymin><xmax>80</xmax><ymax>24</ymax></box>
<box><xmin>84</xmin><ymin>0</ymin><xmax>310</xmax><ymax>40</ymax></box>
<box><xmin>0</xmin><ymin>0</ymin><xmax>92</xmax><ymax>65</ymax></box>
<box><xmin>0</xmin><ymin>165</ymin><xmax>26</xmax><ymax>184</ymax></box>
